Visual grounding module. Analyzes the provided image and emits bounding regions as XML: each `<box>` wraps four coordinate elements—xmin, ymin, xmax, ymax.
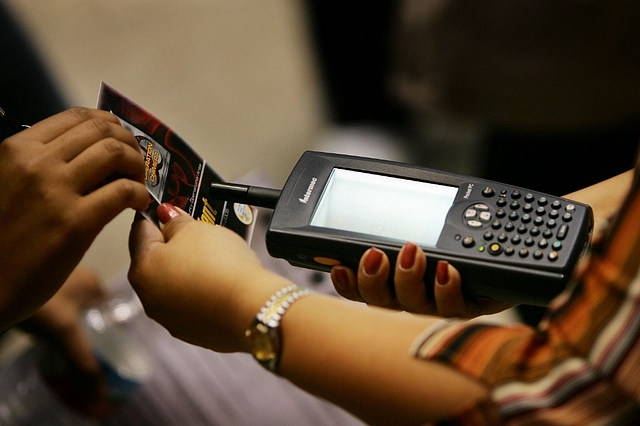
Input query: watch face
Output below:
<box><xmin>246</xmin><ymin>320</ymin><xmax>279</xmax><ymax>367</ymax></box>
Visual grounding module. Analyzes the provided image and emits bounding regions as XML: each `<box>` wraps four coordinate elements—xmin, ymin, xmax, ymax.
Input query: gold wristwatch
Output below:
<box><xmin>245</xmin><ymin>285</ymin><xmax>311</xmax><ymax>373</ymax></box>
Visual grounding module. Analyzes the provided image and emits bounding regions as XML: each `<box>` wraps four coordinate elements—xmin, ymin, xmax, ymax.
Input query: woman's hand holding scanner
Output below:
<box><xmin>331</xmin><ymin>243</ymin><xmax>514</xmax><ymax>318</ymax></box>
<box><xmin>0</xmin><ymin>107</ymin><xmax>149</xmax><ymax>332</ymax></box>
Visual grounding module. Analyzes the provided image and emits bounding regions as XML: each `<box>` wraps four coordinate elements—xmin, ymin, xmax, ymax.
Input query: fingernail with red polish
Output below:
<box><xmin>436</xmin><ymin>260</ymin><xmax>450</xmax><ymax>285</ymax></box>
<box><xmin>157</xmin><ymin>203</ymin><xmax>180</xmax><ymax>225</ymax></box>
<box><xmin>333</xmin><ymin>267</ymin><xmax>349</xmax><ymax>290</ymax></box>
<box><xmin>364</xmin><ymin>248</ymin><xmax>383</xmax><ymax>275</ymax></box>
<box><xmin>400</xmin><ymin>242</ymin><xmax>417</xmax><ymax>270</ymax></box>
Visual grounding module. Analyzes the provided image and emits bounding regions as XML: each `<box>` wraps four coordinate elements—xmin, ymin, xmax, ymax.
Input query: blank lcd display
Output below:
<box><xmin>310</xmin><ymin>169</ymin><xmax>457</xmax><ymax>247</ymax></box>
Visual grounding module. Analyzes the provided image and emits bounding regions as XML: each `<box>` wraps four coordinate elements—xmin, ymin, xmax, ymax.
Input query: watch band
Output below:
<box><xmin>245</xmin><ymin>285</ymin><xmax>312</xmax><ymax>373</ymax></box>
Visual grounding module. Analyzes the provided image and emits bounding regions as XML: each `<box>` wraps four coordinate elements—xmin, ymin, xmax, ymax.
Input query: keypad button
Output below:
<box><xmin>525</xmin><ymin>237</ymin><xmax>535</xmax><ymax>246</ymax></box>
<box><xmin>482</xmin><ymin>187</ymin><xmax>495</xmax><ymax>197</ymax></box>
<box><xmin>534</xmin><ymin>250</ymin><xmax>544</xmax><ymax>259</ymax></box>
<box><xmin>548</xmin><ymin>251</ymin><xmax>559</xmax><ymax>261</ymax></box>
<box><xmin>557</xmin><ymin>224</ymin><xmax>568</xmax><ymax>240</ymax></box>
<box><xmin>530</xmin><ymin>227</ymin><xmax>541</xmax><ymax>236</ymax></box>
<box><xmin>511</xmin><ymin>235</ymin><xmax>522</xmax><ymax>245</ymax></box>
<box><xmin>488</xmin><ymin>243</ymin><xmax>502</xmax><ymax>255</ymax></box>
<box><xmin>519</xmin><ymin>248</ymin><xmax>529</xmax><ymax>258</ymax></box>
<box><xmin>505</xmin><ymin>247</ymin><xmax>515</xmax><ymax>256</ymax></box>
<box><xmin>511</xmin><ymin>190</ymin><xmax>521</xmax><ymax>199</ymax></box>
<box><xmin>497</xmin><ymin>197</ymin><xmax>507</xmax><ymax>207</ymax></box>
<box><xmin>566</xmin><ymin>204</ymin><xmax>576</xmax><ymax>213</ymax></box>
<box><xmin>462</xmin><ymin>236</ymin><xmax>475</xmax><ymax>247</ymax></box>
<box><xmin>479</xmin><ymin>211</ymin><xmax>492</xmax><ymax>222</ymax></box>
<box><xmin>517</xmin><ymin>225</ymin><xmax>528</xmax><ymax>234</ymax></box>
<box><xmin>538</xmin><ymin>238</ymin><xmax>548</xmax><ymax>248</ymax></box>
<box><xmin>538</xmin><ymin>197</ymin><xmax>548</xmax><ymax>206</ymax></box>
<box><xmin>562</xmin><ymin>213</ymin><xmax>573</xmax><ymax>222</ymax></box>
<box><xmin>552</xmin><ymin>241</ymin><xmax>563</xmax><ymax>250</ymax></box>
<box><xmin>524</xmin><ymin>193</ymin><xmax>535</xmax><ymax>203</ymax></box>
<box><xmin>547</xmin><ymin>219</ymin><xmax>557</xmax><ymax>228</ymax></box>
<box><xmin>498</xmin><ymin>233</ymin><xmax>508</xmax><ymax>242</ymax></box>
<box><xmin>510</xmin><ymin>200</ymin><xmax>521</xmax><ymax>210</ymax></box>
<box><xmin>483</xmin><ymin>231</ymin><xmax>494</xmax><ymax>241</ymax></box>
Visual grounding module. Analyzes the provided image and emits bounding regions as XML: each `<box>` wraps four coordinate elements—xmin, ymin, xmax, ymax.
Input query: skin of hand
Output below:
<box><xmin>330</xmin><ymin>170</ymin><xmax>634</xmax><ymax>318</ymax></box>
<box><xmin>17</xmin><ymin>265</ymin><xmax>114</xmax><ymax>419</ymax></box>
<box><xmin>0</xmin><ymin>107</ymin><xmax>149</xmax><ymax>332</ymax></box>
<box><xmin>128</xmin><ymin>205</ymin><xmax>280</xmax><ymax>352</ymax></box>
<box><xmin>331</xmin><ymin>244</ymin><xmax>513</xmax><ymax>318</ymax></box>
<box><xmin>128</xmin><ymin>203</ymin><xmax>488</xmax><ymax>425</ymax></box>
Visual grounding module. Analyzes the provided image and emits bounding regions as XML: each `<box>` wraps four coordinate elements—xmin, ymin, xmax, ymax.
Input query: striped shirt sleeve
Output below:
<box><xmin>412</xmin><ymin>162</ymin><xmax>640</xmax><ymax>425</ymax></box>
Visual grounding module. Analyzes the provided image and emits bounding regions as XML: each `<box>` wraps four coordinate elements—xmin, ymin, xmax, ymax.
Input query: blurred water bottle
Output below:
<box><xmin>0</xmin><ymin>292</ymin><xmax>152</xmax><ymax>425</ymax></box>
<box><xmin>80</xmin><ymin>293</ymin><xmax>152</xmax><ymax>403</ymax></box>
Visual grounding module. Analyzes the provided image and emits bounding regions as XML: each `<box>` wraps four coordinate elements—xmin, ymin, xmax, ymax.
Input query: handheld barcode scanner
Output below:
<box><xmin>211</xmin><ymin>151</ymin><xmax>593</xmax><ymax>306</ymax></box>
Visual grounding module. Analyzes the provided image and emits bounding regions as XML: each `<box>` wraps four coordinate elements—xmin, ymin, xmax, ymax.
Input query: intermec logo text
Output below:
<box><xmin>299</xmin><ymin>177</ymin><xmax>318</xmax><ymax>203</ymax></box>
<box><xmin>463</xmin><ymin>183</ymin><xmax>474</xmax><ymax>199</ymax></box>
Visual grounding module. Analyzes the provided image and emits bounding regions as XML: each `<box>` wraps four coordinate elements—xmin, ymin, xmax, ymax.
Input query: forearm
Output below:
<box><xmin>274</xmin><ymin>292</ymin><xmax>487</xmax><ymax>425</ymax></box>
<box><xmin>563</xmin><ymin>170</ymin><xmax>633</xmax><ymax>237</ymax></box>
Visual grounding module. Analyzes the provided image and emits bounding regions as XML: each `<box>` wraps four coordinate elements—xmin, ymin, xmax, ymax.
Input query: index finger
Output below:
<box><xmin>28</xmin><ymin>107</ymin><xmax>123</xmax><ymax>144</ymax></box>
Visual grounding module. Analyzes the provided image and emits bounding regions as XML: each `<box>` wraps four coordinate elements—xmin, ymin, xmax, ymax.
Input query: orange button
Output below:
<box><xmin>313</xmin><ymin>256</ymin><xmax>342</xmax><ymax>266</ymax></box>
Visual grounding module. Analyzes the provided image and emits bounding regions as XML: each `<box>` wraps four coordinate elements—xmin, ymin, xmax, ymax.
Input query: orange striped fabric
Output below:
<box><xmin>413</xmin><ymin>160</ymin><xmax>640</xmax><ymax>425</ymax></box>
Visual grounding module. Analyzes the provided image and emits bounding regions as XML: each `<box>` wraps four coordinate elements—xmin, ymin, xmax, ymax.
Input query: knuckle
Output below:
<box><xmin>114</xmin><ymin>178</ymin><xmax>134</xmax><ymax>196</ymax></box>
<box><xmin>88</xmin><ymin>117</ymin><xmax>115</xmax><ymax>139</ymax></box>
<box><xmin>113</xmin><ymin>178</ymin><xmax>143</xmax><ymax>204</ymax></box>
<box><xmin>100</xmin><ymin>137</ymin><xmax>127</xmax><ymax>159</ymax></box>
<box><xmin>67</xmin><ymin>106</ymin><xmax>94</xmax><ymax>122</ymax></box>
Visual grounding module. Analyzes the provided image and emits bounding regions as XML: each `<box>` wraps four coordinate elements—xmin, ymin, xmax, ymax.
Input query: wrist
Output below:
<box><xmin>244</xmin><ymin>283</ymin><xmax>313</xmax><ymax>373</ymax></box>
<box><xmin>227</xmin><ymin>270</ymin><xmax>296</xmax><ymax>352</ymax></box>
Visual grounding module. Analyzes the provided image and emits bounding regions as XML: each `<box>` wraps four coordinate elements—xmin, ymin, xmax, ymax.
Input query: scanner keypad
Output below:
<box><xmin>461</xmin><ymin>187</ymin><xmax>576</xmax><ymax>263</ymax></box>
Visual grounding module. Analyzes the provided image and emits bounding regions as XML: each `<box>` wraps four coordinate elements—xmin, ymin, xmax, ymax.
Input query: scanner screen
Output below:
<box><xmin>310</xmin><ymin>169</ymin><xmax>457</xmax><ymax>247</ymax></box>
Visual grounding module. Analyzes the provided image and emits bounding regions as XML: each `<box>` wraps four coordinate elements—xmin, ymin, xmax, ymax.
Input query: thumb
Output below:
<box><xmin>129</xmin><ymin>212</ymin><xmax>163</xmax><ymax>263</ymax></box>
<box><xmin>128</xmin><ymin>204</ymin><xmax>193</xmax><ymax>275</ymax></box>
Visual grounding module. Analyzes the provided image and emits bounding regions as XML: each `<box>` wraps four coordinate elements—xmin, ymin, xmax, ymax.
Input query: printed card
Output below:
<box><xmin>97</xmin><ymin>82</ymin><xmax>256</xmax><ymax>241</ymax></box>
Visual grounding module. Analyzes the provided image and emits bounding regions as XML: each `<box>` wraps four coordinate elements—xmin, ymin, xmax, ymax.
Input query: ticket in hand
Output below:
<box><xmin>97</xmin><ymin>82</ymin><xmax>256</xmax><ymax>242</ymax></box>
